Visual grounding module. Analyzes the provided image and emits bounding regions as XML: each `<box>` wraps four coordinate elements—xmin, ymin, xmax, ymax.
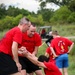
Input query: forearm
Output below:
<box><xmin>12</xmin><ymin>47</ymin><xmax>19</xmax><ymax>63</ymax></box>
<box><xmin>68</xmin><ymin>43</ymin><xmax>74</xmax><ymax>53</ymax></box>
<box><xmin>32</xmin><ymin>46</ymin><xmax>38</xmax><ymax>56</ymax></box>
<box><xmin>50</xmin><ymin>47</ymin><xmax>57</xmax><ymax>57</ymax></box>
<box><xmin>12</xmin><ymin>42</ymin><xmax>19</xmax><ymax>63</ymax></box>
<box><xmin>22</xmin><ymin>50</ymin><xmax>46</xmax><ymax>68</ymax></box>
<box><xmin>24</xmin><ymin>52</ymin><xmax>39</xmax><ymax>65</ymax></box>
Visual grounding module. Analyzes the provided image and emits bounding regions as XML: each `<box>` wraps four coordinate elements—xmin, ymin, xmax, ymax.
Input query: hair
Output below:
<box><xmin>31</xmin><ymin>22</ymin><xmax>36</xmax><ymax>27</ymax></box>
<box><xmin>52</xmin><ymin>30</ymin><xmax>58</xmax><ymax>35</ymax></box>
<box><xmin>38</xmin><ymin>55</ymin><xmax>49</xmax><ymax>62</ymax></box>
<box><xmin>19</xmin><ymin>17</ymin><xmax>30</xmax><ymax>25</ymax></box>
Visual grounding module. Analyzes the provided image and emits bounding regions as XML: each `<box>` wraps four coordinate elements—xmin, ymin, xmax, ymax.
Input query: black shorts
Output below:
<box><xmin>0</xmin><ymin>52</ymin><xmax>18</xmax><ymax>75</ymax></box>
<box><xmin>19</xmin><ymin>56</ymin><xmax>41</xmax><ymax>73</ymax></box>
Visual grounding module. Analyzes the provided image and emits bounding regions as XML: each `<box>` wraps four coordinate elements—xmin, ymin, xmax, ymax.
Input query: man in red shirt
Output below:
<box><xmin>20</xmin><ymin>49</ymin><xmax>62</xmax><ymax>75</ymax></box>
<box><xmin>50</xmin><ymin>31</ymin><xmax>74</xmax><ymax>75</ymax></box>
<box><xmin>18</xmin><ymin>23</ymin><xmax>43</xmax><ymax>75</ymax></box>
<box><xmin>0</xmin><ymin>17</ymin><xmax>31</xmax><ymax>75</ymax></box>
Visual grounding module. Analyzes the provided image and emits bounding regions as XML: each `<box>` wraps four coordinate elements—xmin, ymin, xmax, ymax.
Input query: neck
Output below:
<box><xmin>18</xmin><ymin>24</ymin><xmax>22</xmax><ymax>32</ymax></box>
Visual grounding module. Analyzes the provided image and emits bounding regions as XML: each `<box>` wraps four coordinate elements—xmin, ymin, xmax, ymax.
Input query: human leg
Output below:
<box><xmin>21</xmin><ymin>70</ymin><xmax>26</xmax><ymax>75</ymax></box>
<box><xmin>19</xmin><ymin>57</ymin><xmax>27</xmax><ymax>75</ymax></box>
<box><xmin>10</xmin><ymin>72</ymin><xmax>22</xmax><ymax>75</ymax></box>
<box><xmin>63</xmin><ymin>54</ymin><xmax>68</xmax><ymax>75</ymax></box>
<box><xmin>0</xmin><ymin>53</ymin><xmax>20</xmax><ymax>75</ymax></box>
<box><xmin>55</xmin><ymin>54</ymin><xmax>68</xmax><ymax>75</ymax></box>
<box><xmin>25</xmin><ymin>58</ymin><xmax>43</xmax><ymax>75</ymax></box>
<box><xmin>35</xmin><ymin>69</ymin><xmax>43</xmax><ymax>75</ymax></box>
<box><xmin>63</xmin><ymin>68</ymin><xmax>68</xmax><ymax>75</ymax></box>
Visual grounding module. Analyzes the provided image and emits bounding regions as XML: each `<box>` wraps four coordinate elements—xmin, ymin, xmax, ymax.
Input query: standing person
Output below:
<box><xmin>18</xmin><ymin>23</ymin><xmax>43</xmax><ymax>75</ymax></box>
<box><xmin>50</xmin><ymin>31</ymin><xmax>74</xmax><ymax>75</ymax></box>
<box><xmin>20</xmin><ymin>49</ymin><xmax>62</xmax><ymax>75</ymax></box>
<box><xmin>41</xmin><ymin>28</ymin><xmax>46</xmax><ymax>38</ymax></box>
<box><xmin>0</xmin><ymin>17</ymin><xmax>31</xmax><ymax>75</ymax></box>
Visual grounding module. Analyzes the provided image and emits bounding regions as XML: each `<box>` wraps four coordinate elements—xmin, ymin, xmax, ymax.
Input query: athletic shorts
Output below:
<box><xmin>0</xmin><ymin>52</ymin><xmax>18</xmax><ymax>75</ymax></box>
<box><xmin>55</xmin><ymin>53</ymin><xmax>69</xmax><ymax>68</ymax></box>
<box><xmin>19</xmin><ymin>56</ymin><xmax>41</xmax><ymax>73</ymax></box>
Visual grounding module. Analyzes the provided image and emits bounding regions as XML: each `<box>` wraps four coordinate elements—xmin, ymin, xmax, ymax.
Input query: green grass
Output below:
<box><xmin>52</xmin><ymin>24</ymin><xmax>75</xmax><ymax>36</ymax></box>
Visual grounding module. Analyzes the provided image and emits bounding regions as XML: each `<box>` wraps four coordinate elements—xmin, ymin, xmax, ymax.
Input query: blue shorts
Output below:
<box><xmin>55</xmin><ymin>53</ymin><xmax>69</xmax><ymax>68</ymax></box>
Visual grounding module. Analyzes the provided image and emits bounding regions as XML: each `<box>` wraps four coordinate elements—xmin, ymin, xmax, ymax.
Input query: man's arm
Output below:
<box><xmin>23</xmin><ymin>50</ymin><xmax>46</xmax><ymax>68</ymax></box>
<box><xmin>45</xmin><ymin>52</ymin><xmax>49</xmax><ymax>58</ymax></box>
<box><xmin>32</xmin><ymin>46</ymin><xmax>39</xmax><ymax>56</ymax></box>
<box><xmin>12</xmin><ymin>41</ymin><xmax>22</xmax><ymax>71</ymax></box>
<box><xmin>67</xmin><ymin>42</ymin><xmax>74</xmax><ymax>54</ymax></box>
<box><xmin>50</xmin><ymin>47</ymin><xmax>58</xmax><ymax>58</ymax></box>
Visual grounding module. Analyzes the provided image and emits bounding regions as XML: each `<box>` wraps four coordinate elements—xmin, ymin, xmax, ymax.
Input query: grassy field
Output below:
<box><xmin>0</xmin><ymin>25</ymin><xmax>75</xmax><ymax>75</ymax></box>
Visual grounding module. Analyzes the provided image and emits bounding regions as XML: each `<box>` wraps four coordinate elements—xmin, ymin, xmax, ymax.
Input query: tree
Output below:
<box><xmin>37</xmin><ymin>0</ymin><xmax>74</xmax><ymax>9</ymax></box>
<box><xmin>37</xmin><ymin>9</ymin><xmax>54</xmax><ymax>22</ymax></box>
<box><xmin>68</xmin><ymin>0</ymin><xmax>75</xmax><ymax>12</ymax></box>
<box><xmin>0</xmin><ymin>3</ymin><xmax>6</xmax><ymax>19</ymax></box>
<box><xmin>50</xmin><ymin>6</ymin><xmax>71</xmax><ymax>24</ymax></box>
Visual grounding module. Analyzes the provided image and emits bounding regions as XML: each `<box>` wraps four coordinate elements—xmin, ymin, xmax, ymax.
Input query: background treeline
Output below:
<box><xmin>0</xmin><ymin>0</ymin><xmax>75</xmax><ymax>31</ymax></box>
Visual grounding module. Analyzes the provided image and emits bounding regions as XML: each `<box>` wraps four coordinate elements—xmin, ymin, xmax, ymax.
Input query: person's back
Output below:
<box><xmin>0</xmin><ymin>27</ymin><xmax>22</xmax><ymax>56</ymax></box>
<box><xmin>51</xmin><ymin>36</ymin><xmax>73</xmax><ymax>55</ymax></box>
<box><xmin>44</xmin><ymin>61</ymin><xmax>62</xmax><ymax>75</ymax></box>
<box><xmin>50</xmin><ymin>30</ymin><xmax>74</xmax><ymax>75</ymax></box>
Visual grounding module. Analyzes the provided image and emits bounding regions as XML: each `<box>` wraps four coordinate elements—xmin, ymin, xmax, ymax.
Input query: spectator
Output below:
<box><xmin>41</xmin><ymin>28</ymin><xmax>46</xmax><ymax>38</ymax></box>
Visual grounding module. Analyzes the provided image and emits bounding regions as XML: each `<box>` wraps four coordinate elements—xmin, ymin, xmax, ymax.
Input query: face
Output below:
<box><xmin>22</xmin><ymin>22</ymin><xmax>31</xmax><ymax>32</ymax></box>
<box><xmin>27</xmin><ymin>25</ymin><xmax>36</xmax><ymax>37</ymax></box>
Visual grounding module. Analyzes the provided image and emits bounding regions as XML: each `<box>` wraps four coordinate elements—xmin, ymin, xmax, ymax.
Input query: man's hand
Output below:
<box><xmin>18</xmin><ymin>46</ymin><xmax>26</xmax><ymax>54</ymax></box>
<box><xmin>16</xmin><ymin>62</ymin><xmax>22</xmax><ymax>72</ymax></box>
<box><xmin>22</xmin><ymin>50</ymin><xmax>29</xmax><ymax>57</ymax></box>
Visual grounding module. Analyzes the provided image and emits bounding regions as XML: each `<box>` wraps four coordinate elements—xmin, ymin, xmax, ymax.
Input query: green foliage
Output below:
<box><xmin>68</xmin><ymin>55</ymin><xmax>75</xmax><ymax>75</ymax></box>
<box><xmin>0</xmin><ymin>14</ymin><xmax>23</xmax><ymax>31</ymax></box>
<box><xmin>50</xmin><ymin>6</ymin><xmax>71</xmax><ymax>24</ymax></box>
<box><xmin>0</xmin><ymin>29</ymin><xmax>8</xmax><ymax>39</ymax></box>
<box><xmin>6</xmin><ymin>5</ymin><xmax>31</xmax><ymax>17</ymax></box>
<box><xmin>67</xmin><ymin>12</ymin><xmax>75</xmax><ymax>23</ymax></box>
<box><xmin>38</xmin><ymin>0</ymin><xmax>74</xmax><ymax>8</ymax></box>
<box><xmin>12</xmin><ymin>14</ymin><xmax>23</xmax><ymax>27</ymax></box>
<box><xmin>27</xmin><ymin>14</ymin><xmax>44</xmax><ymax>26</ymax></box>
<box><xmin>0</xmin><ymin>16</ymin><xmax>13</xmax><ymax>30</ymax></box>
<box><xmin>68</xmin><ymin>0</ymin><xmax>75</xmax><ymax>12</ymax></box>
<box><xmin>37</xmin><ymin>9</ymin><xmax>54</xmax><ymax>22</ymax></box>
<box><xmin>0</xmin><ymin>3</ymin><xmax>6</xmax><ymax>19</ymax></box>
<box><xmin>52</xmin><ymin>25</ymin><xmax>75</xmax><ymax>36</ymax></box>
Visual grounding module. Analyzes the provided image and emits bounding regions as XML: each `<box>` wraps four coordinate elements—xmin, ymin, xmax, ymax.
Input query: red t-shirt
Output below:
<box><xmin>0</xmin><ymin>27</ymin><xmax>22</xmax><ymax>56</ymax></box>
<box><xmin>51</xmin><ymin>37</ymin><xmax>73</xmax><ymax>55</ymax></box>
<box><xmin>46</xmin><ymin>47</ymin><xmax>55</xmax><ymax>62</ymax></box>
<box><xmin>44</xmin><ymin>62</ymin><xmax>62</xmax><ymax>75</ymax></box>
<box><xmin>21</xmin><ymin>32</ymin><xmax>42</xmax><ymax>53</ymax></box>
